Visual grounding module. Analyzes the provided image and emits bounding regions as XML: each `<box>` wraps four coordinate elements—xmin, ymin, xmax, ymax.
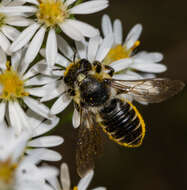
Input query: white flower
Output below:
<box><xmin>26</xmin><ymin>110</ymin><xmax>64</xmax><ymax>162</ymax></box>
<box><xmin>47</xmin><ymin>163</ymin><xmax>106</xmax><ymax>190</ymax></box>
<box><xmin>8</xmin><ymin>0</ymin><xmax>109</xmax><ymax>66</ymax></box>
<box><xmin>101</xmin><ymin>14</ymin><xmax>167</xmax><ymax>78</ymax></box>
<box><xmin>0</xmin><ymin>48</ymin><xmax>56</xmax><ymax>134</ymax></box>
<box><xmin>0</xmin><ymin>123</ymin><xmax>57</xmax><ymax>190</ymax></box>
<box><xmin>0</xmin><ymin>0</ymin><xmax>33</xmax><ymax>54</ymax></box>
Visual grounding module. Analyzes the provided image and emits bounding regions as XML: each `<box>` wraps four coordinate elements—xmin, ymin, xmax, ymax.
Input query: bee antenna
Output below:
<box><xmin>60</xmin><ymin>52</ymin><xmax>73</xmax><ymax>62</ymax></box>
<box><xmin>73</xmin><ymin>49</ymin><xmax>77</xmax><ymax>63</ymax></box>
<box><xmin>72</xmin><ymin>41</ymin><xmax>78</xmax><ymax>62</ymax></box>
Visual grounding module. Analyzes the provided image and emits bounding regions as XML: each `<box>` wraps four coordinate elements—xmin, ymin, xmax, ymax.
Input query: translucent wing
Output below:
<box><xmin>76</xmin><ymin>108</ymin><xmax>104</xmax><ymax>178</ymax></box>
<box><xmin>107</xmin><ymin>78</ymin><xmax>185</xmax><ymax>103</ymax></box>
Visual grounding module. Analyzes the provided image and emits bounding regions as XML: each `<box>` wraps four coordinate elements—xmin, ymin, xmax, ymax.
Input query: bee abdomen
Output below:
<box><xmin>99</xmin><ymin>98</ymin><xmax>145</xmax><ymax>148</ymax></box>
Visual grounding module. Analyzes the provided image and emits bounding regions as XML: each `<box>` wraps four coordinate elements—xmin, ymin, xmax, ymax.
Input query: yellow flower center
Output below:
<box><xmin>0</xmin><ymin>62</ymin><xmax>29</xmax><ymax>101</ymax></box>
<box><xmin>103</xmin><ymin>41</ymin><xmax>140</xmax><ymax>65</ymax></box>
<box><xmin>0</xmin><ymin>159</ymin><xmax>17</xmax><ymax>186</ymax></box>
<box><xmin>37</xmin><ymin>0</ymin><xmax>69</xmax><ymax>27</ymax></box>
<box><xmin>0</xmin><ymin>13</ymin><xmax>5</xmax><ymax>27</ymax></box>
<box><xmin>73</xmin><ymin>186</ymin><xmax>78</xmax><ymax>190</ymax></box>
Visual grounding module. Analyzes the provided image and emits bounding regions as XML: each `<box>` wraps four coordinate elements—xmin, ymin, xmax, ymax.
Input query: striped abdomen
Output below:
<box><xmin>99</xmin><ymin>98</ymin><xmax>145</xmax><ymax>147</ymax></box>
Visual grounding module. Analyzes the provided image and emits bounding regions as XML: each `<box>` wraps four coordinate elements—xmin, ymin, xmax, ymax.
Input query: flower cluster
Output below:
<box><xmin>0</xmin><ymin>0</ymin><xmax>167</xmax><ymax>189</ymax></box>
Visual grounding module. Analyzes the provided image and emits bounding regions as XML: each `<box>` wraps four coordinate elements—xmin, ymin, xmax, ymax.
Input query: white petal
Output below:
<box><xmin>8</xmin><ymin>101</ymin><xmax>26</xmax><ymax>134</ymax></box>
<box><xmin>114</xmin><ymin>19</ymin><xmax>123</xmax><ymax>44</ymax></box>
<box><xmin>32</xmin><ymin>60</ymin><xmax>52</xmax><ymax>75</ymax></box>
<box><xmin>0</xmin><ymin>48</ymin><xmax>7</xmax><ymax>68</ymax></box>
<box><xmin>60</xmin><ymin>163</ymin><xmax>71</xmax><ymax>190</ymax></box>
<box><xmin>9</xmin><ymin>23</ymin><xmax>40</xmax><ymax>52</ymax></box>
<box><xmin>23</xmin><ymin>96</ymin><xmax>51</xmax><ymax>119</ymax></box>
<box><xmin>57</xmin><ymin>35</ymin><xmax>74</xmax><ymax>60</ymax></box>
<box><xmin>92</xmin><ymin>188</ymin><xmax>106</xmax><ymax>190</ymax></box>
<box><xmin>101</xmin><ymin>14</ymin><xmax>112</xmax><ymax>37</ymax></box>
<box><xmin>46</xmin><ymin>28</ymin><xmax>57</xmax><ymax>66</ymax></box>
<box><xmin>27</xmin><ymin>148</ymin><xmax>62</xmax><ymax>161</ymax></box>
<box><xmin>13</xmin><ymin>101</ymin><xmax>31</xmax><ymax>130</ymax></box>
<box><xmin>8</xmin><ymin>102</ymin><xmax>21</xmax><ymax>134</ymax></box>
<box><xmin>28</xmin><ymin>136</ymin><xmax>63</xmax><ymax>147</ymax></box>
<box><xmin>0</xmin><ymin>32</ymin><xmax>10</xmax><ymax>53</ymax></box>
<box><xmin>51</xmin><ymin>94</ymin><xmax>71</xmax><ymax>115</ymax></box>
<box><xmin>113</xmin><ymin>73</ymin><xmax>142</xmax><ymax>80</ymax></box>
<box><xmin>24</xmin><ymin>75</ymin><xmax>56</xmax><ymax>86</ymax></box>
<box><xmin>78</xmin><ymin>170</ymin><xmax>94</xmax><ymax>190</ymax></box>
<box><xmin>1</xmin><ymin>0</ymin><xmax>11</xmax><ymax>6</ymax></box>
<box><xmin>25</xmin><ymin>26</ymin><xmax>46</xmax><ymax>64</ymax></box>
<box><xmin>26</xmin><ymin>109</ymin><xmax>43</xmax><ymax>129</ymax></box>
<box><xmin>72</xmin><ymin>108</ymin><xmax>80</xmax><ymax>128</ymax></box>
<box><xmin>141</xmin><ymin>73</ymin><xmax>156</xmax><ymax>79</ymax></box>
<box><xmin>136</xmin><ymin>52</ymin><xmax>163</xmax><ymax>62</ymax></box>
<box><xmin>88</xmin><ymin>35</ymin><xmax>101</xmax><ymax>62</ymax></box>
<box><xmin>69</xmin><ymin>0</ymin><xmax>108</xmax><ymax>14</ymax></box>
<box><xmin>26</xmin><ymin>87</ymin><xmax>48</xmax><ymax>97</ymax></box>
<box><xmin>1</xmin><ymin>25</ymin><xmax>20</xmax><ymax>41</ymax></box>
<box><xmin>110</xmin><ymin>58</ymin><xmax>133</xmax><ymax>72</ymax></box>
<box><xmin>11</xmin><ymin>49</ymin><xmax>23</xmax><ymax>71</ymax></box>
<box><xmin>5</xmin><ymin>16</ymin><xmax>33</xmax><ymax>27</ymax></box>
<box><xmin>148</xmin><ymin>53</ymin><xmax>163</xmax><ymax>62</ymax></box>
<box><xmin>130</xmin><ymin>61</ymin><xmax>167</xmax><ymax>73</ymax></box>
<box><xmin>75</xmin><ymin>39</ymin><xmax>87</xmax><ymax>59</ymax></box>
<box><xmin>56</xmin><ymin>53</ymin><xmax>69</xmax><ymax>67</ymax></box>
<box><xmin>95</xmin><ymin>34</ymin><xmax>113</xmax><ymax>62</ymax></box>
<box><xmin>32</xmin><ymin>116</ymin><xmax>59</xmax><ymax>137</ymax></box>
<box><xmin>6</xmin><ymin>0</ymin><xmax>25</xmax><ymax>6</ymax></box>
<box><xmin>64</xmin><ymin>19</ymin><xmax>99</xmax><ymax>38</ymax></box>
<box><xmin>59</xmin><ymin>20</ymin><xmax>84</xmax><ymax>41</ymax></box>
<box><xmin>0</xmin><ymin>102</ymin><xmax>6</xmax><ymax>123</ymax></box>
<box><xmin>125</xmin><ymin>24</ymin><xmax>142</xmax><ymax>50</ymax></box>
<box><xmin>65</xmin><ymin>0</ymin><xmax>77</xmax><ymax>6</ymax></box>
<box><xmin>39</xmin><ymin>166</ymin><xmax>59</xmax><ymax>178</ymax></box>
<box><xmin>47</xmin><ymin>177</ymin><xmax>61</xmax><ymax>190</ymax></box>
<box><xmin>40</xmin><ymin>80</ymin><xmax>65</xmax><ymax>102</ymax></box>
<box><xmin>15</xmin><ymin>47</ymin><xmax>29</xmax><ymax>75</ymax></box>
<box><xmin>0</xmin><ymin>6</ymin><xmax>37</xmax><ymax>13</ymax></box>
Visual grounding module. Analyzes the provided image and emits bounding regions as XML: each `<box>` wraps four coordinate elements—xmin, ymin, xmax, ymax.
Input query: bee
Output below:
<box><xmin>63</xmin><ymin>58</ymin><xmax>185</xmax><ymax>177</ymax></box>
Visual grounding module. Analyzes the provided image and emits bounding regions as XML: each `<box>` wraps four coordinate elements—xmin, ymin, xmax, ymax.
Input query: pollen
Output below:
<box><xmin>36</xmin><ymin>0</ymin><xmax>69</xmax><ymax>27</ymax></box>
<box><xmin>73</xmin><ymin>186</ymin><xmax>78</xmax><ymax>190</ymax></box>
<box><xmin>0</xmin><ymin>159</ymin><xmax>17</xmax><ymax>185</ymax></box>
<box><xmin>0</xmin><ymin>62</ymin><xmax>29</xmax><ymax>101</ymax></box>
<box><xmin>103</xmin><ymin>41</ymin><xmax>140</xmax><ymax>65</ymax></box>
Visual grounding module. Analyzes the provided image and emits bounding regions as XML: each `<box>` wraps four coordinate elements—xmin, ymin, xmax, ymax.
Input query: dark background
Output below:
<box><xmin>53</xmin><ymin>0</ymin><xmax>187</xmax><ymax>189</ymax></box>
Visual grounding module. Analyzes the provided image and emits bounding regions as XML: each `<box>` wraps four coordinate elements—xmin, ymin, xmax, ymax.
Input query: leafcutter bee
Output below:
<box><xmin>63</xmin><ymin>59</ymin><xmax>185</xmax><ymax>177</ymax></box>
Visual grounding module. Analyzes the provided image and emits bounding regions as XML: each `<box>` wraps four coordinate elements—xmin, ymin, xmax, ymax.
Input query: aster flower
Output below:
<box><xmin>8</xmin><ymin>0</ymin><xmax>109</xmax><ymax>66</ymax></box>
<box><xmin>0</xmin><ymin>0</ymin><xmax>33</xmax><ymax>54</ymax></box>
<box><xmin>47</xmin><ymin>163</ymin><xmax>106</xmax><ymax>190</ymax></box>
<box><xmin>26</xmin><ymin>110</ymin><xmax>64</xmax><ymax>162</ymax></box>
<box><xmin>101</xmin><ymin>14</ymin><xmax>167</xmax><ymax>79</ymax></box>
<box><xmin>0</xmin><ymin>48</ymin><xmax>56</xmax><ymax>134</ymax></box>
<box><xmin>0</xmin><ymin>123</ymin><xmax>57</xmax><ymax>190</ymax></box>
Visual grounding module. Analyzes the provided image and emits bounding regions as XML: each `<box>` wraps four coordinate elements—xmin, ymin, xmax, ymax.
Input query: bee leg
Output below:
<box><xmin>68</xmin><ymin>88</ymin><xmax>76</xmax><ymax>96</ymax></box>
<box><xmin>104</xmin><ymin>65</ymin><xmax>114</xmax><ymax>77</ymax></box>
<box><xmin>93</xmin><ymin>61</ymin><xmax>102</xmax><ymax>73</ymax></box>
<box><xmin>74</xmin><ymin>102</ymin><xmax>81</xmax><ymax>112</ymax></box>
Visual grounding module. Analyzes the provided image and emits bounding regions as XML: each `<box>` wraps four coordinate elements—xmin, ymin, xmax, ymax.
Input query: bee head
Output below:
<box><xmin>64</xmin><ymin>59</ymin><xmax>92</xmax><ymax>87</ymax></box>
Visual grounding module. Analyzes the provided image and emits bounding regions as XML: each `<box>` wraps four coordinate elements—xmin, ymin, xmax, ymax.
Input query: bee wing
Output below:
<box><xmin>108</xmin><ymin>78</ymin><xmax>185</xmax><ymax>103</ymax></box>
<box><xmin>76</xmin><ymin>108</ymin><xmax>104</xmax><ymax>178</ymax></box>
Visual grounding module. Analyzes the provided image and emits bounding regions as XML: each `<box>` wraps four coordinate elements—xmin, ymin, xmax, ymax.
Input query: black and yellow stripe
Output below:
<box><xmin>99</xmin><ymin>98</ymin><xmax>145</xmax><ymax>148</ymax></box>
